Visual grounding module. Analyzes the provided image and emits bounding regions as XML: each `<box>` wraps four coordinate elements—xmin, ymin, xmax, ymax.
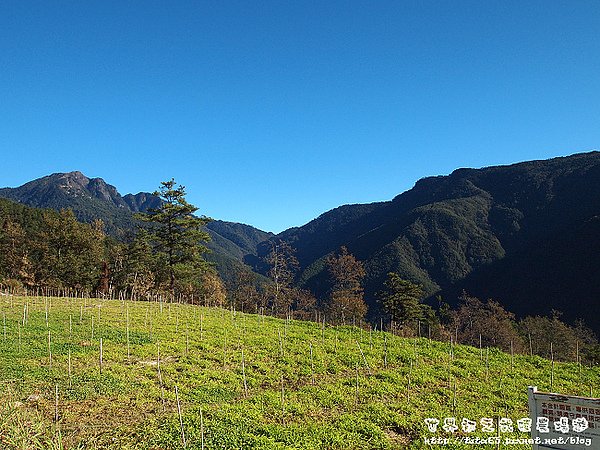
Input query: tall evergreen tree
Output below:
<box><xmin>138</xmin><ymin>179</ymin><xmax>211</xmax><ymax>298</ymax></box>
<box><xmin>378</xmin><ymin>272</ymin><xmax>424</xmax><ymax>328</ymax></box>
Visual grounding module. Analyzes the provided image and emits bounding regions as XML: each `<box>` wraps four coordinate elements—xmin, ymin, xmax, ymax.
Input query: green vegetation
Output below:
<box><xmin>378</xmin><ymin>273</ymin><xmax>426</xmax><ymax>326</ymax></box>
<box><xmin>1</xmin><ymin>295</ymin><xmax>598</xmax><ymax>449</ymax></box>
<box><xmin>4</xmin><ymin>152</ymin><xmax>600</xmax><ymax>332</ymax></box>
<box><xmin>259</xmin><ymin>152</ymin><xmax>600</xmax><ymax>333</ymax></box>
<box><xmin>0</xmin><ymin>199</ymin><xmax>106</xmax><ymax>293</ymax></box>
<box><xmin>0</xmin><ymin>172</ymin><xmax>272</xmax><ymax>288</ymax></box>
<box><xmin>325</xmin><ymin>246</ymin><xmax>367</xmax><ymax>324</ymax></box>
<box><xmin>136</xmin><ymin>179</ymin><xmax>212</xmax><ymax>298</ymax></box>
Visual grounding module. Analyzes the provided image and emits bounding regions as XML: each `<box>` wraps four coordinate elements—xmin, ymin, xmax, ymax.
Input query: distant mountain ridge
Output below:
<box><xmin>0</xmin><ymin>171</ymin><xmax>163</xmax><ymax>214</ymax></box>
<box><xmin>0</xmin><ymin>171</ymin><xmax>273</xmax><ymax>284</ymax></box>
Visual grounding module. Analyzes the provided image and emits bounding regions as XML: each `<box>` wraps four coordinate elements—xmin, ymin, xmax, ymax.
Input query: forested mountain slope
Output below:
<box><xmin>257</xmin><ymin>151</ymin><xmax>600</xmax><ymax>329</ymax></box>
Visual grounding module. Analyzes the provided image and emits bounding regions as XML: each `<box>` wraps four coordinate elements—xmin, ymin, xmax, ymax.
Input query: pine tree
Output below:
<box><xmin>379</xmin><ymin>272</ymin><xmax>424</xmax><ymax>328</ymax></box>
<box><xmin>138</xmin><ymin>179</ymin><xmax>211</xmax><ymax>299</ymax></box>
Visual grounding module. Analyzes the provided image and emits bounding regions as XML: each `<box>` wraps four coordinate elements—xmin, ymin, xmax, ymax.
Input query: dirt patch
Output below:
<box><xmin>137</xmin><ymin>356</ymin><xmax>179</xmax><ymax>366</ymax></box>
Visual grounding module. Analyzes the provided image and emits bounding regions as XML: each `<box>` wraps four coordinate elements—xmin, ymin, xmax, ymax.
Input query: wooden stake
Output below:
<box><xmin>356</xmin><ymin>341</ymin><xmax>371</xmax><ymax>375</ymax></box>
<box><xmin>576</xmin><ymin>340</ymin><xmax>581</xmax><ymax>376</ymax></box>
<box><xmin>310</xmin><ymin>342</ymin><xmax>315</xmax><ymax>385</ymax></box>
<box><xmin>99</xmin><ymin>338</ymin><xmax>103</xmax><ymax>374</ymax></box>
<box><xmin>550</xmin><ymin>342</ymin><xmax>554</xmax><ymax>391</ymax></box>
<box><xmin>278</xmin><ymin>329</ymin><xmax>284</xmax><ymax>357</ymax></box>
<box><xmin>334</xmin><ymin>330</ymin><xmax>339</xmax><ymax>354</ymax></box>
<box><xmin>200</xmin><ymin>406</ymin><xmax>205</xmax><ymax>450</ymax></box>
<box><xmin>485</xmin><ymin>347</ymin><xmax>489</xmax><ymax>381</ymax></box>
<box><xmin>383</xmin><ymin>334</ymin><xmax>388</xmax><ymax>368</ymax></box>
<box><xmin>242</xmin><ymin>348</ymin><xmax>248</xmax><ymax>396</ymax></box>
<box><xmin>175</xmin><ymin>385</ymin><xmax>186</xmax><ymax>448</ymax></box>
<box><xmin>126</xmin><ymin>305</ymin><xmax>130</xmax><ymax>362</ymax></box>
<box><xmin>185</xmin><ymin>326</ymin><xmax>189</xmax><ymax>356</ymax></box>
<box><xmin>280</xmin><ymin>375</ymin><xmax>285</xmax><ymax>424</ymax></box>
<box><xmin>452</xmin><ymin>376</ymin><xmax>456</xmax><ymax>415</ymax></box>
<box><xmin>407</xmin><ymin>361</ymin><xmax>412</xmax><ymax>403</ymax></box>
<box><xmin>200</xmin><ymin>314</ymin><xmax>204</xmax><ymax>341</ymax></box>
<box><xmin>48</xmin><ymin>329</ymin><xmax>52</xmax><ymax>368</ymax></box>
<box><xmin>510</xmin><ymin>340</ymin><xmax>514</xmax><ymax>371</ymax></box>
<box><xmin>68</xmin><ymin>349</ymin><xmax>72</xmax><ymax>388</ymax></box>
<box><xmin>222</xmin><ymin>332</ymin><xmax>227</xmax><ymax>368</ymax></box>
<box><xmin>355</xmin><ymin>362</ymin><xmax>360</xmax><ymax>403</ymax></box>
<box><xmin>157</xmin><ymin>342</ymin><xmax>165</xmax><ymax>411</ymax></box>
<box><xmin>55</xmin><ymin>384</ymin><xmax>59</xmax><ymax>423</ymax></box>
<box><xmin>413</xmin><ymin>338</ymin><xmax>418</xmax><ymax>366</ymax></box>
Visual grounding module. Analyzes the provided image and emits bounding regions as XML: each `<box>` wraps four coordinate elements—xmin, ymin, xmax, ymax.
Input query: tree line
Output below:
<box><xmin>0</xmin><ymin>179</ymin><xmax>597</xmax><ymax>364</ymax></box>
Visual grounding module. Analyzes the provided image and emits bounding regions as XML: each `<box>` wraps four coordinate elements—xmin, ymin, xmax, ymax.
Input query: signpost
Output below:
<box><xmin>528</xmin><ymin>386</ymin><xmax>600</xmax><ymax>449</ymax></box>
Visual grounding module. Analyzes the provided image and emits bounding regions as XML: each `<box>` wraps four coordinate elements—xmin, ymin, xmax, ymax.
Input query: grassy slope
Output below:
<box><xmin>0</xmin><ymin>296</ymin><xmax>598</xmax><ymax>449</ymax></box>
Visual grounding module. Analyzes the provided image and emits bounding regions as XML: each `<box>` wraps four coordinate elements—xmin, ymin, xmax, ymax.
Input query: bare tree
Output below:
<box><xmin>265</xmin><ymin>241</ymin><xmax>299</xmax><ymax>316</ymax></box>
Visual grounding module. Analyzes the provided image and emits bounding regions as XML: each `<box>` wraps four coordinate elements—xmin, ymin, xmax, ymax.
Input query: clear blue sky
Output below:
<box><xmin>1</xmin><ymin>1</ymin><xmax>599</xmax><ymax>232</ymax></box>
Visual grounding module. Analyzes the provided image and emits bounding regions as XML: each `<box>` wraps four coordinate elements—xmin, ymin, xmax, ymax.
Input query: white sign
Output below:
<box><xmin>528</xmin><ymin>386</ymin><xmax>600</xmax><ymax>449</ymax></box>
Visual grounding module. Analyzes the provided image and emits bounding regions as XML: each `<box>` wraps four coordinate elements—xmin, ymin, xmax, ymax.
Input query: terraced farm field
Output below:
<box><xmin>0</xmin><ymin>295</ymin><xmax>597</xmax><ymax>449</ymax></box>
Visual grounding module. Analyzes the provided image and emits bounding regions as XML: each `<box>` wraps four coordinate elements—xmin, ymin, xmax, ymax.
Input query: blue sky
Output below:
<box><xmin>1</xmin><ymin>1</ymin><xmax>599</xmax><ymax>232</ymax></box>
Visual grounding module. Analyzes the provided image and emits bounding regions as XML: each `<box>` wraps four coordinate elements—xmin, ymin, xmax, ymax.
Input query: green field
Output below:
<box><xmin>0</xmin><ymin>295</ymin><xmax>597</xmax><ymax>449</ymax></box>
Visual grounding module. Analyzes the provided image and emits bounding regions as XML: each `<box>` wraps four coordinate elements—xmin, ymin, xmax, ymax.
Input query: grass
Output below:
<box><xmin>0</xmin><ymin>295</ymin><xmax>598</xmax><ymax>449</ymax></box>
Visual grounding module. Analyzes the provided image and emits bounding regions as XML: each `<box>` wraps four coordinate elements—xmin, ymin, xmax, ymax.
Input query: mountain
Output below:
<box><xmin>256</xmin><ymin>151</ymin><xmax>600</xmax><ymax>331</ymax></box>
<box><xmin>122</xmin><ymin>192</ymin><xmax>163</xmax><ymax>213</ymax></box>
<box><xmin>4</xmin><ymin>152</ymin><xmax>600</xmax><ymax>331</ymax></box>
<box><xmin>0</xmin><ymin>171</ymin><xmax>137</xmax><ymax>236</ymax></box>
<box><xmin>0</xmin><ymin>171</ymin><xmax>272</xmax><ymax>284</ymax></box>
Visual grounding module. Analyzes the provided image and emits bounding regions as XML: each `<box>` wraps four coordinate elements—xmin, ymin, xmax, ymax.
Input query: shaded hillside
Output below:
<box><xmin>204</xmin><ymin>220</ymin><xmax>273</xmax><ymax>285</ymax></box>
<box><xmin>258</xmin><ymin>151</ymin><xmax>600</xmax><ymax>330</ymax></box>
<box><xmin>0</xmin><ymin>172</ymin><xmax>272</xmax><ymax>284</ymax></box>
